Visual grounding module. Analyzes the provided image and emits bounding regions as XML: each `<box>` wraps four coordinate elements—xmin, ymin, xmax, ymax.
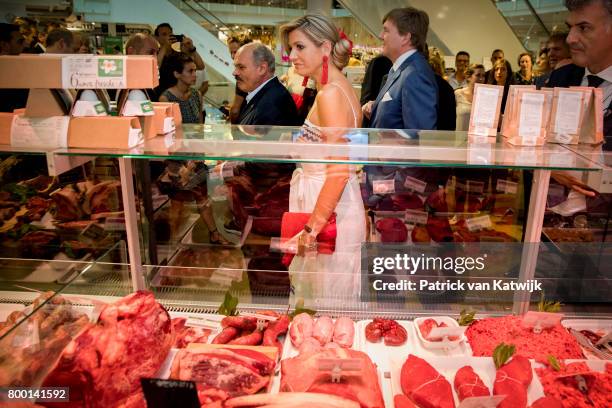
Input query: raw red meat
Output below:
<box><xmin>365</xmin><ymin>318</ymin><xmax>407</xmax><ymax>346</ymax></box>
<box><xmin>171</xmin><ymin>318</ymin><xmax>210</xmax><ymax>348</ymax></box>
<box><xmin>426</xmin><ymin>217</ymin><xmax>454</xmax><ymax>242</ymax></box>
<box><xmin>418</xmin><ymin>319</ymin><xmax>459</xmax><ymax>341</ymax></box>
<box><xmin>530</xmin><ymin>396</ymin><xmax>563</xmax><ymax>408</ymax></box>
<box><xmin>493</xmin><ymin>355</ymin><xmax>533</xmax><ymax>408</ymax></box>
<box><xmin>86</xmin><ymin>180</ymin><xmax>123</xmax><ymax>214</ymax></box>
<box><xmin>281</xmin><ymin>348</ymin><xmax>384</xmax><ymax>408</ymax></box>
<box><xmin>411</xmin><ymin>225</ymin><xmax>430</xmax><ymax>243</ymax></box>
<box><xmin>262</xmin><ymin>315</ymin><xmax>290</xmax><ymax>354</ymax></box>
<box><xmin>454</xmin><ymin>366</ymin><xmax>490</xmax><ymax>401</ymax></box>
<box><xmin>535</xmin><ymin>361</ymin><xmax>612</xmax><ymax>408</ymax></box>
<box><xmin>400</xmin><ymin>354</ymin><xmax>455</xmax><ymax>408</ymax></box>
<box><xmin>391</xmin><ymin>193</ymin><xmax>423</xmax><ymax>210</ymax></box>
<box><xmin>376</xmin><ymin>218</ymin><xmax>408</xmax><ymax>242</ymax></box>
<box><xmin>42</xmin><ymin>291</ymin><xmax>173</xmax><ymax>408</ymax></box>
<box><xmin>52</xmin><ymin>186</ymin><xmax>84</xmax><ymax>221</ymax></box>
<box><xmin>170</xmin><ymin>347</ymin><xmax>275</xmax><ymax>397</ymax></box>
<box><xmin>466</xmin><ymin>316</ymin><xmax>583</xmax><ymax>360</ymax></box>
<box><xmin>425</xmin><ymin>187</ymin><xmax>448</xmax><ymax>212</ymax></box>
<box><xmin>394</xmin><ymin>394</ymin><xmax>418</xmax><ymax>408</ymax></box>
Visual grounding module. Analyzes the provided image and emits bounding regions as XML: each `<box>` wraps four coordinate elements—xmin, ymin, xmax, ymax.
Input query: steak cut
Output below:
<box><xmin>281</xmin><ymin>348</ymin><xmax>384</xmax><ymax>408</ymax></box>
<box><xmin>169</xmin><ymin>347</ymin><xmax>275</xmax><ymax>397</ymax></box>
<box><xmin>493</xmin><ymin>355</ymin><xmax>533</xmax><ymax>408</ymax></box>
<box><xmin>376</xmin><ymin>218</ymin><xmax>408</xmax><ymax>242</ymax></box>
<box><xmin>42</xmin><ymin>291</ymin><xmax>173</xmax><ymax>408</ymax></box>
<box><xmin>400</xmin><ymin>354</ymin><xmax>455</xmax><ymax>408</ymax></box>
<box><xmin>453</xmin><ymin>366</ymin><xmax>490</xmax><ymax>401</ymax></box>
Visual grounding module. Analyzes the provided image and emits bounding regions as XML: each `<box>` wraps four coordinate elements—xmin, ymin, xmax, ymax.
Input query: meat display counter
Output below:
<box><xmin>0</xmin><ymin>125</ymin><xmax>610</xmax><ymax>407</ymax></box>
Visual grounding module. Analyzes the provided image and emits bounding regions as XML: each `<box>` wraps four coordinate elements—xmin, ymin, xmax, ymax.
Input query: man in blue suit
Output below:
<box><xmin>363</xmin><ymin>7</ymin><xmax>438</xmax><ymax>130</ymax></box>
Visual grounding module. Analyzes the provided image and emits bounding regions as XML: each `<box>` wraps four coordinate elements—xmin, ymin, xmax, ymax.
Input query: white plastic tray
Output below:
<box><xmin>357</xmin><ymin>319</ymin><xmax>472</xmax><ymax>373</ymax></box>
<box><xmin>413</xmin><ymin>316</ymin><xmax>466</xmax><ymax>350</ymax></box>
<box><xmin>389</xmin><ymin>355</ymin><xmax>545</xmax><ymax>407</ymax></box>
<box><xmin>561</xmin><ymin>319</ymin><xmax>612</xmax><ymax>360</ymax></box>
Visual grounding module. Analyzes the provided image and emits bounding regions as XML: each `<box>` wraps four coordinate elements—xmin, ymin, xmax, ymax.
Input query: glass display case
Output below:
<box><xmin>0</xmin><ymin>126</ymin><xmax>610</xmax><ymax>407</ymax></box>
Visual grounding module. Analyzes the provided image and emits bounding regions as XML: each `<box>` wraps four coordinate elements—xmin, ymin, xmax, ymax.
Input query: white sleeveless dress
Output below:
<box><xmin>288</xmin><ymin>84</ymin><xmax>366</xmax><ymax>307</ymax></box>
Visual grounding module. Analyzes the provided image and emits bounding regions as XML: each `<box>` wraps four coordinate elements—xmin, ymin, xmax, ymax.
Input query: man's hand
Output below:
<box><xmin>362</xmin><ymin>101</ymin><xmax>374</xmax><ymax>120</ymax></box>
<box><xmin>181</xmin><ymin>36</ymin><xmax>196</xmax><ymax>54</ymax></box>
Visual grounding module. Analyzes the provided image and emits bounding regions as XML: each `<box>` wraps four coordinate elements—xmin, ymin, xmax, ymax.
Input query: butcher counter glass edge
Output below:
<box><xmin>51</xmin><ymin>125</ymin><xmax>603</xmax><ymax>172</ymax></box>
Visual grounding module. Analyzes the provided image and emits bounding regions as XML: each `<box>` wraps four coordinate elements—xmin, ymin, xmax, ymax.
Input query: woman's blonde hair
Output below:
<box><xmin>280</xmin><ymin>13</ymin><xmax>351</xmax><ymax>70</ymax></box>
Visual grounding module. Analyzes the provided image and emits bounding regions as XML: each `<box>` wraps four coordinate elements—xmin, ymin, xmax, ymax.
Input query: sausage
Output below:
<box><xmin>332</xmin><ymin>317</ymin><xmax>354</xmax><ymax>348</ymax></box>
<box><xmin>262</xmin><ymin>315</ymin><xmax>290</xmax><ymax>353</ymax></box>
<box><xmin>313</xmin><ymin>316</ymin><xmax>334</xmax><ymax>345</ymax></box>
<box><xmin>228</xmin><ymin>330</ymin><xmax>263</xmax><ymax>345</ymax></box>
<box><xmin>212</xmin><ymin>326</ymin><xmax>239</xmax><ymax>344</ymax></box>
<box><xmin>222</xmin><ymin>316</ymin><xmax>257</xmax><ymax>330</ymax></box>
<box><xmin>289</xmin><ymin>312</ymin><xmax>314</xmax><ymax>347</ymax></box>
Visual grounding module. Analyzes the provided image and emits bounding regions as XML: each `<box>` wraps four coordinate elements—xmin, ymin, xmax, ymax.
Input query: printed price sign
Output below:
<box><xmin>373</xmin><ymin>179</ymin><xmax>395</xmax><ymax>194</ymax></box>
<box><xmin>62</xmin><ymin>56</ymin><xmax>126</xmax><ymax>89</ymax></box>
<box><xmin>404</xmin><ymin>176</ymin><xmax>427</xmax><ymax>193</ymax></box>
<box><xmin>405</xmin><ymin>209</ymin><xmax>429</xmax><ymax>225</ymax></box>
<box><xmin>141</xmin><ymin>379</ymin><xmax>200</xmax><ymax>408</ymax></box>
<box><xmin>466</xmin><ymin>215</ymin><xmax>492</xmax><ymax>231</ymax></box>
<box><xmin>496</xmin><ymin>179</ymin><xmax>518</xmax><ymax>194</ymax></box>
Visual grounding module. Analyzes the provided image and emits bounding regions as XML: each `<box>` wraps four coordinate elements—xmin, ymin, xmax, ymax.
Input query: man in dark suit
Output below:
<box><xmin>547</xmin><ymin>0</ymin><xmax>611</xmax><ymax>147</ymax></box>
<box><xmin>233</xmin><ymin>42</ymin><xmax>299</xmax><ymax>126</ymax></box>
<box><xmin>363</xmin><ymin>7</ymin><xmax>438</xmax><ymax>130</ymax></box>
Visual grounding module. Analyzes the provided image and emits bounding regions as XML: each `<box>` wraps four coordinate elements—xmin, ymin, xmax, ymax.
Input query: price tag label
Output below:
<box><xmin>426</xmin><ymin>326</ymin><xmax>465</xmax><ymax>341</ymax></box>
<box><xmin>141</xmin><ymin>378</ymin><xmax>200</xmax><ymax>408</ymax></box>
<box><xmin>496</xmin><ymin>179</ymin><xmax>518</xmax><ymax>194</ymax></box>
<box><xmin>79</xmin><ymin>222</ymin><xmax>107</xmax><ymax>242</ymax></box>
<box><xmin>466</xmin><ymin>215</ymin><xmax>492</xmax><ymax>231</ymax></box>
<box><xmin>62</xmin><ymin>56</ymin><xmax>127</xmax><ymax>89</ymax></box>
<box><xmin>405</xmin><ymin>209</ymin><xmax>429</xmax><ymax>225</ymax></box>
<box><xmin>373</xmin><ymin>179</ymin><xmax>395</xmax><ymax>194</ymax></box>
<box><xmin>11</xmin><ymin>115</ymin><xmax>69</xmax><ymax>148</ymax></box>
<box><xmin>404</xmin><ymin>176</ymin><xmax>427</xmax><ymax>193</ymax></box>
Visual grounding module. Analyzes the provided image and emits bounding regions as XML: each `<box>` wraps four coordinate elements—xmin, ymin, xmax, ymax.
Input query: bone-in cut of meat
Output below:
<box><xmin>281</xmin><ymin>348</ymin><xmax>384</xmax><ymax>408</ymax></box>
<box><xmin>42</xmin><ymin>291</ymin><xmax>173</xmax><ymax>408</ymax></box>
<box><xmin>453</xmin><ymin>366</ymin><xmax>490</xmax><ymax>401</ymax></box>
<box><xmin>169</xmin><ymin>347</ymin><xmax>275</xmax><ymax>397</ymax></box>
<box><xmin>493</xmin><ymin>355</ymin><xmax>533</xmax><ymax>408</ymax></box>
<box><xmin>400</xmin><ymin>355</ymin><xmax>456</xmax><ymax>408</ymax></box>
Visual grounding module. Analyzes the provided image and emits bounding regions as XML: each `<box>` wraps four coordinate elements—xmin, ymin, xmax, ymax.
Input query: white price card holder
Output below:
<box><xmin>185</xmin><ymin>314</ymin><xmax>223</xmax><ymax>330</ymax></box>
<box><xmin>521</xmin><ymin>311</ymin><xmax>563</xmax><ymax>334</ymax></box>
<box><xmin>317</xmin><ymin>358</ymin><xmax>363</xmax><ymax>383</ymax></box>
<box><xmin>469</xmin><ymin>84</ymin><xmax>503</xmax><ymax>136</ymax></box>
<box><xmin>404</xmin><ymin>176</ymin><xmax>427</xmax><ymax>193</ymax></box>
<box><xmin>427</xmin><ymin>326</ymin><xmax>466</xmax><ymax>341</ymax></box>
<box><xmin>466</xmin><ymin>215</ymin><xmax>492</xmax><ymax>231</ymax></box>
<box><xmin>508</xmin><ymin>89</ymin><xmax>552</xmax><ymax>146</ymax></box>
<box><xmin>405</xmin><ymin>209</ymin><xmax>429</xmax><ymax>225</ymax></box>
<box><xmin>373</xmin><ymin>179</ymin><xmax>395</xmax><ymax>194</ymax></box>
<box><xmin>547</xmin><ymin>88</ymin><xmax>585</xmax><ymax>145</ymax></box>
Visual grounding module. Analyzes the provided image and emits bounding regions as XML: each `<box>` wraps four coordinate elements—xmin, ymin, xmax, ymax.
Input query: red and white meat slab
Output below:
<box><xmin>42</xmin><ymin>291</ymin><xmax>173</xmax><ymax>408</ymax></box>
<box><xmin>400</xmin><ymin>354</ymin><xmax>455</xmax><ymax>408</ymax></box>
<box><xmin>169</xmin><ymin>347</ymin><xmax>275</xmax><ymax>398</ymax></box>
<box><xmin>171</xmin><ymin>318</ymin><xmax>211</xmax><ymax>348</ymax></box>
<box><xmin>290</xmin><ymin>313</ymin><xmax>354</xmax><ymax>351</ymax></box>
<box><xmin>281</xmin><ymin>348</ymin><xmax>384</xmax><ymax>408</ymax></box>
<box><xmin>493</xmin><ymin>355</ymin><xmax>533</xmax><ymax>408</ymax></box>
<box><xmin>453</xmin><ymin>366</ymin><xmax>490</xmax><ymax>401</ymax></box>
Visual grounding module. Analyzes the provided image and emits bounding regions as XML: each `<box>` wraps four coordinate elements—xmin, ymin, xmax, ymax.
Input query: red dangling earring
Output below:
<box><xmin>321</xmin><ymin>55</ymin><xmax>329</xmax><ymax>85</ymax></box>
<box><xmin>301</xmin><ymin>76</ymin><xmax>309</xmax><ymax>87</ymax></box>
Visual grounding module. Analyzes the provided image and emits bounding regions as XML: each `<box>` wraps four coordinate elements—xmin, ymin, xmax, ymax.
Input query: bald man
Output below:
<box><xmin>125</xmin><ymin>33</ymin><xmax>159</xmax><ymax>57</ymax></box>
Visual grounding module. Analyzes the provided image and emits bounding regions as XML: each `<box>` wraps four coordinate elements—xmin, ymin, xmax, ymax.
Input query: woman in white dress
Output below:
<box><xmin>280</xmin><ymin>14</ymin><xmax>366</xmax><ymax>307</ymax></box>
<box><xmin>455</xmin><ymin>64</ymin><xmax>486</xmax><ymax>131</ymax></box>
